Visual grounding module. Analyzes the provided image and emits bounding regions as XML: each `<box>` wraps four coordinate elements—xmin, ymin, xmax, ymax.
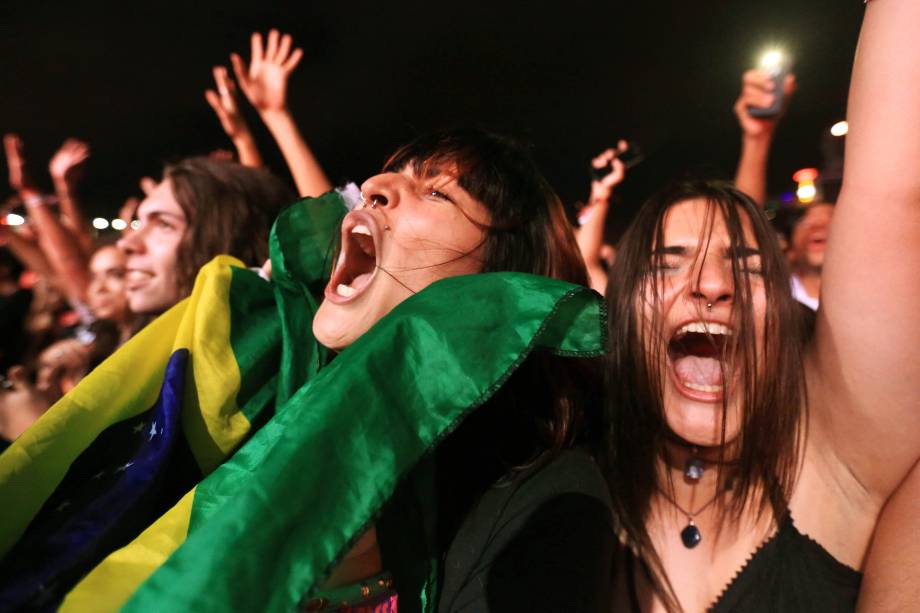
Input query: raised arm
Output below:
<box><xmin>205</xmin><ymin>66</ymin><xmax>263</xmax><ymax>168</ymax></box>
<box><xmin>0</xmin><ymin>225</ymin><xmax>55</xmax><ymax>281</ymax></box>
<box><xmin>732</xmin><ymin>70</ymin><xmax>795</xmax><ymax>206</ymax></box>
<box><xmin>809</xmin><ymin>0</ymin><xmax>920</xmax><ymax>501</ymax></box>
<box><xmin>231</xmin><ymin>29</ymin><xmax>332</xmax><ymax>197</ymax></box>
<box><xmin>576</xmin><ymin>142</ymin><xmax>626</xmax><ymax>294</ymax></box>
<box><xmin>49</xmin><ymin>139</ymin><xmax>95</xmax><ymax>256</ymax></box>
<box><xmin>4</xmin><ymin>135</ymin><xmax>88</xmax><ymax>299</ymax></box>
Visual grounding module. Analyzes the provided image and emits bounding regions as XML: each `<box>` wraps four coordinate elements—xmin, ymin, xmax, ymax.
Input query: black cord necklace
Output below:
<box><xmin>657</xmin><ymin>487</ymin><xmax>723</xmax><ymax>549</ymax></box>
<box><xmin>657</xmin><ymin>446</ymin><xmax>724</xmax><ymax>549</ymax></box>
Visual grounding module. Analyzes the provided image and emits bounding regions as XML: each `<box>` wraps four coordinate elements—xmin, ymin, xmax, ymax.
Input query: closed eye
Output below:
<box><xmin>426</xmin><ymin>189</ymin><xmax>455</xmax><ymax>204</ymax></box>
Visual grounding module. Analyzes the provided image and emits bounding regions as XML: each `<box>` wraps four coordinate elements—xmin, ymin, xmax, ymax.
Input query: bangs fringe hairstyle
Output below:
<box><xmin>372</xmin><ymin>128</ymin><xmax>599</xmax><ymax>462</ymax></box>
<box><xmin>604</xmin><ymin>180</ymin><xmax>807</xmax><ymax>611</ymax></box>
<box><xmin>383</xmin><ymin>128</ymin><xmax>588</xmax><ymax>288</ymax></box>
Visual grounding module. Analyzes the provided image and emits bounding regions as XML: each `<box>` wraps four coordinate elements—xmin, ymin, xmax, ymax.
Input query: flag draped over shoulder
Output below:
<box><xmin>0</xmin><ymin>191</ymin><xmax>606</xmax><ymax>613</ymax></box>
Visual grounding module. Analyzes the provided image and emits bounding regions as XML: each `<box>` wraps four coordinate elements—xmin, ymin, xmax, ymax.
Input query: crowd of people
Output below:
<box><xmin>0</xmin><ymin>1</ymin><xmax>918</xmax><ymax>611</ymax></box>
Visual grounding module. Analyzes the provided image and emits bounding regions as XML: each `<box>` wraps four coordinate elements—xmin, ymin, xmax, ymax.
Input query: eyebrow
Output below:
<box><xmin>140</xmin><ymin>210</ymin><xmax>185</xmax><ymax>223</ymax></box>
<box><xmin>652</xmin><ymin>245</ymin><xmax>762</xmax><ymax>257</ymax></box>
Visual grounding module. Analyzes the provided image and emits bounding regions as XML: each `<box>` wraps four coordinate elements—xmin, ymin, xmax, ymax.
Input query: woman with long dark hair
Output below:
<box><xmin>603</xmin><ymin>2</ymin><xmax>920</xmax><ymax>610</ymax></box>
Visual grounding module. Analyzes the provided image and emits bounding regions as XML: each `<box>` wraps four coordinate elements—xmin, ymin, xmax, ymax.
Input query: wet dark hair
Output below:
<box><xmin>165</xmin><ymin>157</ymin><xmax>294</xmax><ymax>298</ymax></box>
<box><xmin>604</xmin><ymin>180</ymin><xmax>807</xmax><ymax>611</ymax></box>
<box><xmin>383</xmin><ymin>128</ymin><xmax>588</xmax><ymax>287</ymax></box>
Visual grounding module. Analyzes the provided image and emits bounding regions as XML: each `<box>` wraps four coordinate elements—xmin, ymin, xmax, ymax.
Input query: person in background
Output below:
<box><xmin>117</xmin><ymin>156</ymin><xmax>294</xmax><ymax>315</ymax></box>
<box><xmin>784</xmin><ymin>201</ymin><xmax>833</xmax><ymax>310</ymax></box>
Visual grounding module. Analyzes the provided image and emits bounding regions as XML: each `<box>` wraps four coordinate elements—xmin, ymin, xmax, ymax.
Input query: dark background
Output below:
<box><xmin>0</xmin><ymin>1</ymin><xmax>864</xmax><ymax>233</ymax></box>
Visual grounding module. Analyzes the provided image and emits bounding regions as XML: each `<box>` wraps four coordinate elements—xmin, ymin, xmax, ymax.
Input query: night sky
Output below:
<box><xmin>1</xmin><ymin>1</ymin><xmax>864</xmax><ymax>235</ymax></box>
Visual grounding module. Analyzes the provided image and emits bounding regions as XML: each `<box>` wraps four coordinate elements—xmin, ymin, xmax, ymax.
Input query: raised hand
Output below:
<box><xmin>205</xmin><ymin>66</ymin><xmax>250</xmax><ymax>140</ymax></box>
<box><xmin>588</xmin><ymin>140</ymin><xmax>628</xmax><ymax>208</ymax></box>
<box><xmin>49</xmin><ymin>139</ymin><xmax>90</xmax><ymax>183</ymax></box>
<box><xmin>734</xmin><ymin>69</ymin><xmax>796</xmax><ymax>138</ymax></box>
<box><xmin>231</xmin><ymin>29</ymin><xmax>304</xmax><ymax>114</ymax></box>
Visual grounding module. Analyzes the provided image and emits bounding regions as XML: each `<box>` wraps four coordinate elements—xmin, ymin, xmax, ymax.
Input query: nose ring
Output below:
<box><xmin>359</xmin><ymin>192</ymin><xmax>377</xmax><ymax>209</ymax></box>
<box><xmin>706</xmin><ymin>302</ymin><xmax>713</xmax><ymax>312</ymax></box>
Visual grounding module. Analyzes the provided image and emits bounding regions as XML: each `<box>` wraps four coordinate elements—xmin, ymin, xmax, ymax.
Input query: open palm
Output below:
<box><xmin>231</xmin><ymin>29</ymin><xmax>303</xmax><ymax>113</ymax></box>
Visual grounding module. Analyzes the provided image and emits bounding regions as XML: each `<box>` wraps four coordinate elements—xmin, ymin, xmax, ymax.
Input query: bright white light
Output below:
<box><xmin>830</xmin><ymin>121</ymin><xmax>848</xmax><ymax>137</ymax></box>
<box><xmin>760</xmin><ymin>50</ymin><xmax>784</xmax><ymax>70</ymax></box>
<box><xmin>5</xmin><ymin>213</ymin><xmax>25</xmax><ymax>226</ymax></box>
<box><xmin>111</xmin><ymin>219</ymin><xmax>128</xmax><ymax>231</ymax></box>
<box><xmin>797</xmin><ymin>183</ymin><xmax>817</xmax><ymax>203</ymax></box>
<box><xmin>130</xmin><ymin>220</ymin><xmax>140</xmax><ymax>230</ymax></box>
<box><xmin>92</xmin><ymin>217</ymin><xmax>110</xmax><ymax>230</ymax></box>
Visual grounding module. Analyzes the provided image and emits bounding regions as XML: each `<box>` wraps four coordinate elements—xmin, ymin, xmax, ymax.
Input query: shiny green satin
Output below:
<box><xmin>124</xmin><ymin>195</ymin><xmax>606</xmax><ymax>613</ymax></box>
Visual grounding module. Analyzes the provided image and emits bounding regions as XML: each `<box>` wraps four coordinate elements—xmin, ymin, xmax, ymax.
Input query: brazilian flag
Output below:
<box><xmin>0</xmin><ymin>192</ymin><xmax>605</xmax><ymax>612</ymax></box>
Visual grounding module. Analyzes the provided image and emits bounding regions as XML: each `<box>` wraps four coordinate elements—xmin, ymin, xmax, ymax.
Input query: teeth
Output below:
<box><xmin>336</xmin><ymin>283</ymin><xmax>355</xmax><ymax>297</ymax></box>
<box><xmin>676</xmin><ymin>321</ymin><xmax>732</xmax><ymax>338</ymax></box>
<box><xmin>683</xmin><ymin>382</ymin><xmax>724</xmax><ymax>393</ymax></box>
<box><xmin>351</xmin><ymin>224</ymin><xmax>372</xmax><ymax>236</ymax></box>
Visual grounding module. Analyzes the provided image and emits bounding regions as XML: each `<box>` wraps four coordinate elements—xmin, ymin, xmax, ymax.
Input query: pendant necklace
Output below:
<box><xmin>660</xmin><ymin>446</ymin><xmax>719</xmax><ymax>549</ymax></box>
<box><xmin>658</xmin><ymin>487</ymin><xmax>722</xmax><ymax>549</ymax></box>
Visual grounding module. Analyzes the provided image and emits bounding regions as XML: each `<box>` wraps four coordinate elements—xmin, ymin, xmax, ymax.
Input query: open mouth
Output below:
<box><xmin>667</xmin><ymin>321</ymin><xmax>732</xmax><ymax>400</ymax></box>
<box><xmin>324</xmin><ymin>211</ymin><xmax>381</xmax><ymax>304</ymax></box>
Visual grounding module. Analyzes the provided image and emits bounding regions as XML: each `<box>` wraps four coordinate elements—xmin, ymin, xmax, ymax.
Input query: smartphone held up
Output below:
<box><xmin>748</xmin><ymin>49</ymin><xmax>792</xmax><ymax>118</ymax></box>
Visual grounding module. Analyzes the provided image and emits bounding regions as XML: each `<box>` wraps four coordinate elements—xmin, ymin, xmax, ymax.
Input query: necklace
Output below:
<box><xmin>684</xmin><ymin>446</ymin><xmax>705</xmax><ymax>481</ymax></box>
<box><xmin>658</xmin><ymin>487</ymin><xmax>723</xmax><ymax>549</ymax></box>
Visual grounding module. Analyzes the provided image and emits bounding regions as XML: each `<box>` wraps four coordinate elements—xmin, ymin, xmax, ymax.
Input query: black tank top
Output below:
<box><xmin>626</xmin><ymin>515</ymin><xmax>862</xmax><ymax>612</ymax></box>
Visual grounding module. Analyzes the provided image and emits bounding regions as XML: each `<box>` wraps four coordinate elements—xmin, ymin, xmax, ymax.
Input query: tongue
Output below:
<box><xmin>351</xmin><ymin>271</ymin><xmax>374</xmax><ymax>291</ymax></box>
<box><xmin>673</xmin><ymin>356</ymin><xmax>723</xmax><ymax>386</ymax></box>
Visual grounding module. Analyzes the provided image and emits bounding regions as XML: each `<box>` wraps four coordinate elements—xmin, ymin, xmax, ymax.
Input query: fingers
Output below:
<box><xmin>212</xmin><ymin>66</ymin><xmax>238</xmax><ymax>111</ymax></box>
<box><xmin>276</xmin><ymin>33</ymin><xmax>292</xmax><ymax>62</ymax></box>
<box><xmin>250</xmin><ymin>32</ymin><xmax>264</xmax><ymax>67</ymax></box>
<box><xmin>140</xmin><ymin>177</ymin><xmax>157</xmax><ymax>196</ymax></box>
<box><xmin>591</xmin><ymin>148</ymin><xmax>616</xmax><ymax>169</ymax></box>
<box><xmin>283</xmin><ymin>47</ymin><xmax>303</xmax><ymax>73</ymax></box>
<box><xmin>204</xmin><ymin>89</ymin><xmax>224</xmax><ymax>115</ymax></box>
<box><xmin>783</xmin><ymin>73</ymin><xmax>797</xmax><ymax>96</ymax></box>
<box><xmin>266</xmin><ymin>29</ymin><xmax>280</xmax><ymax>61</ymax></box>
<box><xmin>230</xmin><ymin>53</ymin><xmax>249</xmax><ymax>90</ymax></box>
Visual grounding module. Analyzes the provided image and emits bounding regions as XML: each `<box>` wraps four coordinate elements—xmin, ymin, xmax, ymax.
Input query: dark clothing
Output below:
<box><xmin>438</xmin><ymin>449</ymin><xmax>615</xmax><ymax>612</ymax></box>
<box><xmin>623</xmin><ymin>514</ymin><xmax>862</xmax><ymax>612</ymax></box>
<box><xmin>709</xmin><ymin>515</ymin><xmax>861</xmax><ymax>612</ymax></box>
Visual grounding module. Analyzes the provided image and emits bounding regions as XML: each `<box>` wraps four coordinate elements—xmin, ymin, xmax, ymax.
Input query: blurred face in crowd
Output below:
<box><xmin>312</xmin><ymin>165</ymin><xmax>490</xmax><ymax>350</ymax></box>
<box><xmin>117</xmin><ymin>180</ymin><xmax>188</xmax><ymax>315</ymax></box>
<box><xmin>86</xmin><ymin>246</ymin><xmax>129</xmax><ymax>322</ymax></box>
<box><xmin>644</xmin><ymin>199</ymin><xmax>766</xmax><ymax>448</ymax></box>
<box><xmin>789</xmin><ymin>203</ymin><xmax>834</xmax><ymax>271</ymax></box>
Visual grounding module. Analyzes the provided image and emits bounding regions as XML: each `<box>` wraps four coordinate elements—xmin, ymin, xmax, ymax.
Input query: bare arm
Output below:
<box><xmin>576</xmin><ymin>142</ymin><xmax>626</xmax><ymax>294</ymax></box>
<box><xmin>205</xmin><ymin>67</ymin><xmax>263</xmax><ymax>168</ymax></box>
<box><xmin>232</xmin><ymin>30</ymin><xmax>332</xmax><ymax>197</ymax></box>
<box><xmin>25</xmin><ymin>200</ymin><xmax>91</xmax><ymax>305</ymax></box>
<box><xmin>0</xmin><ymin>225</ymin><xmax>55</xmax><ymax>281</ymax></box>
<box><xmin>4</xmin><ymin>135</ymin><xmax>89</xmax><ymax>300</ymax></box>
<box><xmin>732</xmin><ymin>70</ymin><xmax>796</xmax><ymax>206</ymax></box>
<box><xmin>857</xmin><ymin>460</ymin><xmax>920</xmax><ymax>611</ymax></box>
<box><xmin>809</xmin><ymin>0</ymin><xmax>920</xmax><ymax>502</ymax></box>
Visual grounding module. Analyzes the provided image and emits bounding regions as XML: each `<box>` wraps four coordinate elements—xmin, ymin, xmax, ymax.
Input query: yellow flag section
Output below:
<box><xmin>60</xmin><ymin>490</ymin><xmax>196</xmax><ymax>612</ymax></box>
<box><xmin>0</xmin><ymin>255</ymin><xmax>250</xmax><ymax>559</ymax></box>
